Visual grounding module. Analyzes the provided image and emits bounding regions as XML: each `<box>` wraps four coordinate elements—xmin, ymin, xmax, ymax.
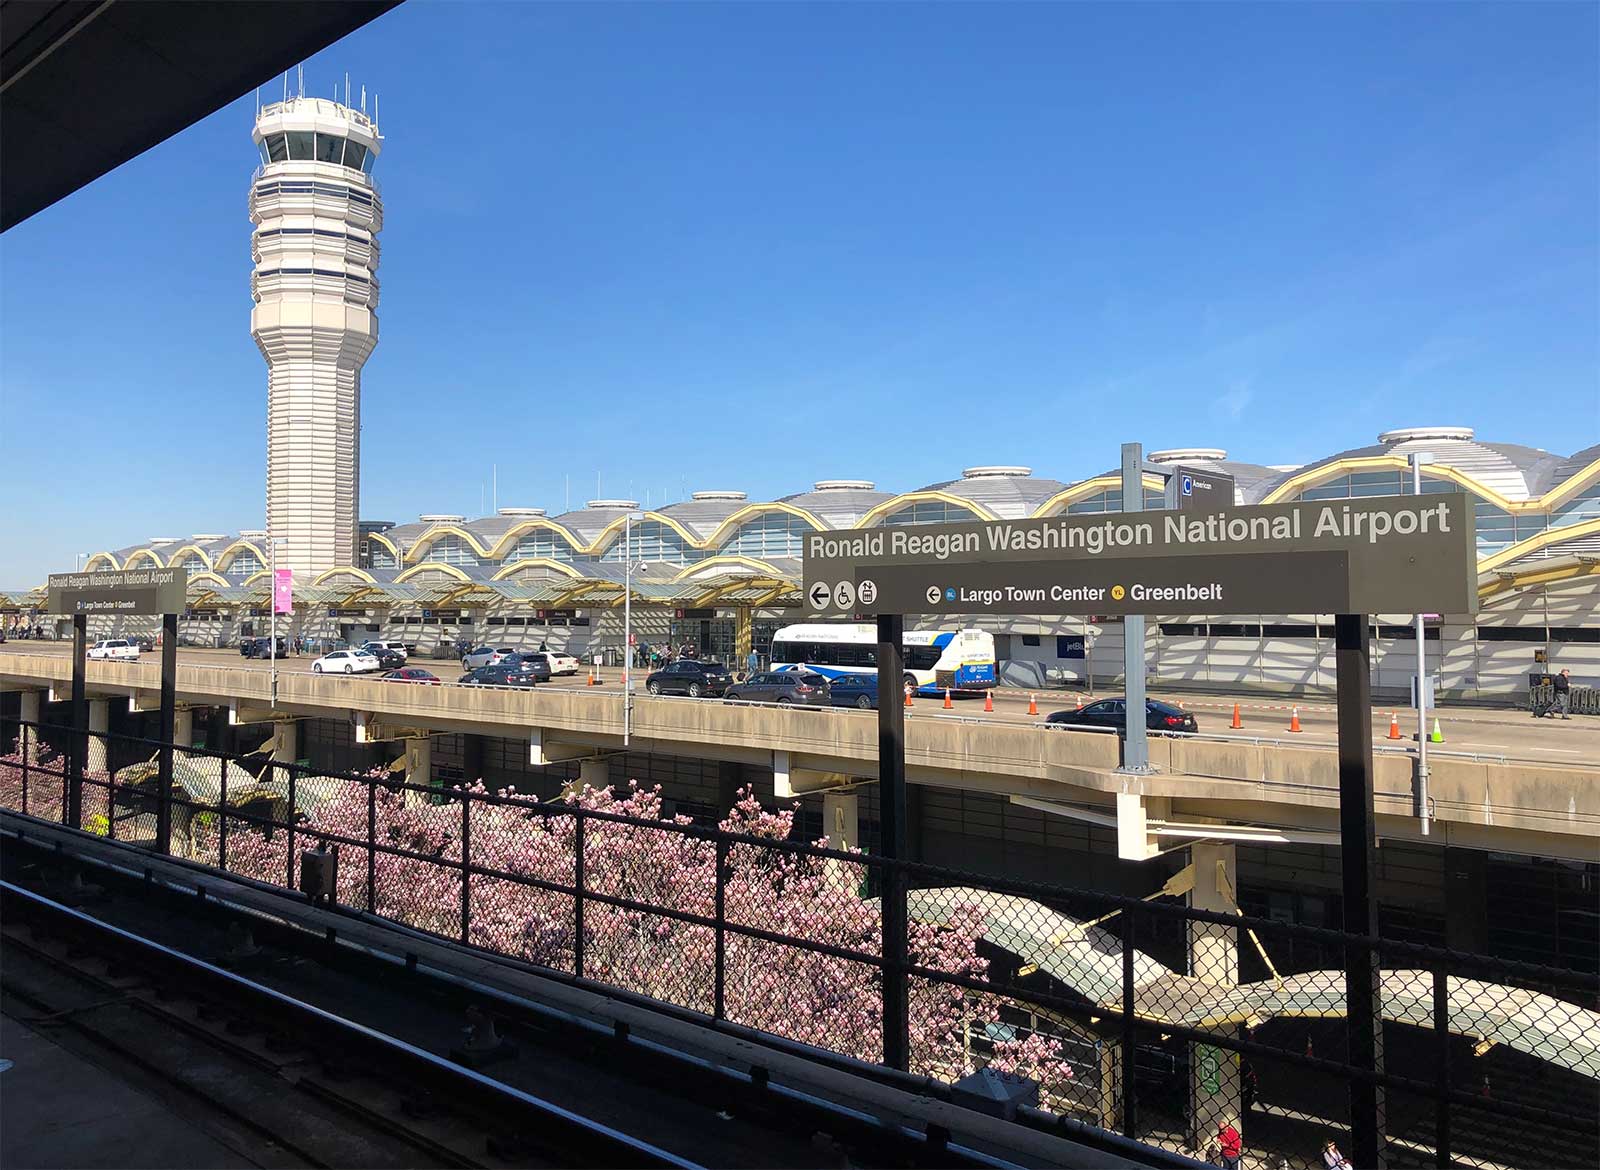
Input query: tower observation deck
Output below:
<box><xmin>250</xmin><ymin>94</ymin><xmax>383</xmax><ymax>577</ymax></box>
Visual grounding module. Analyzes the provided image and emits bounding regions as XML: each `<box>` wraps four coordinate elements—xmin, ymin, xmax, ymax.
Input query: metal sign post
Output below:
<box><xmin>876</xmin><ymin>612</ymin><xmax>910</xmax><ymax>1071</ymax></box>
<box><xmin>1119</xmin><ymin>443</ymin><xmax>1150</xmax><ymax>772</ymax></box>
<box><xmin>69</xmin><ymin>612</ymin><xmax>86</xmax><ymax>828</ymax></box>
<box><xmin>156</xmin><ymin>612</ymin><xmax>177</xmax><ymax>853</ymax></box>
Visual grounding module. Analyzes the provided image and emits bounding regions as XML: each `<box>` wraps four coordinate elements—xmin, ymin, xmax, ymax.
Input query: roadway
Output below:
<box><xmin>4</xmin><ymin>642</ymin><xmax>1590</xmax><ymax>765</ymax></box>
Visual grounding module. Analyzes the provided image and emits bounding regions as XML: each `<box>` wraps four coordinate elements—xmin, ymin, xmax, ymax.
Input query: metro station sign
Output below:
<box><xmin>47</xmin><ymin>568</ymin><xmax>189</xmax><ymax>616</ymax></box>
<box><xmin>803</xmin><ymin>495</ymin><xmax>1477</xmax><ymax>617</ymax></box>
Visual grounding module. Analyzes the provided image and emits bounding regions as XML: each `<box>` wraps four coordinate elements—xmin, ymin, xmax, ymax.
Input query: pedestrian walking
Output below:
<box><xmin>1553</xmin><ymin>668</ymin><xmax>1572</xmax><ymax>719</ymax></box>
<box><xmin>747</xmin><ymin>648</ymin><xmax>759</xmax><ymax>678</ymax></box>
<box><xmin>1215</xmin><ymin>1122</ymin><xmax>1242</xmax><ymax>1170</ymax></box>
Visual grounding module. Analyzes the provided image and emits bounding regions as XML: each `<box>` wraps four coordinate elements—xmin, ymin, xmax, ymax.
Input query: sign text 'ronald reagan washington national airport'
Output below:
<box><xmin>803</xmin><ymin>495</ymin><xmax>1478</xmax><ymax>618</ymax></box>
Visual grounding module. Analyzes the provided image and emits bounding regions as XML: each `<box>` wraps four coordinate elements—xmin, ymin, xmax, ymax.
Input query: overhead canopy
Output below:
<box><xmin>907</xmin><ymin>887</ymin><xmax>1600</xmax><ymax>1082</ymax></box>
<box><xmin>1</xmin><ymin>0</ymin><xmax>401</xmax><ymax>230</ymax></box>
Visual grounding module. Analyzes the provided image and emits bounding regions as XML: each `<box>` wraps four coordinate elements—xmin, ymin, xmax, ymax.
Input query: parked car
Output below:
<box><xmin>460</xmin><ymin>644</ymin><xmax>499</xmax><ymax>670</ymax></box>
<box><xmin>241</xmin><ymin>636</ymin><xmax>289</xmax><ymax>659</ymax></box>
<box><xmin>543</xmin><ymin>650</ymin><xmax>580</xmax><ymax>676</ymax></box>
<box><xmin>311</xmin><ymin>649</ymin><xmax>380</xmax><ymax>675</ymax></box>
<box><xmin>373</xmin><ymin>648</ymin><xmax>406</xmax><ymax>670</ymax></box>
<box><xmin>1045</xmin><ymin>698</ymin><xmax>1198</xmax><ymax>734</ymax></box>
<box><xmin>130</xmin><ymin>634</ymin><xmax>156</xmax><ymax>653</ymax></box>
<box><xmin>458</xmin><ymin>663</ymin><xmax>540</xmax><ymax>688</ymax></box>
<box><xmin>644</xmin><ymin>659</ymin><xmax>732</xmax><ymax>698</ymax></box>
<box><xmin>361</xmin><ymin>640</ymin><xmax>409</xmax><ymax>663</ymax></box>
<box><xmin>724</xmin><ymin>670</ymin><xmax>831</xmax><ymax>706</ymax></box>
<box><xmin>87</xmin><ymin>638</ymin><xmax>140</xmax><ymax>661</ymax></box>
<box><xmin>496</xmin><ymin>652</ymin><xmax>552</xmax><ymax>682</ymax></box>
<box><xmin>827</xmin><ymin>673</ymin><xmax>878</xmax><ymax>709</ymax></box>
<box><xmin>381</xmin><ymin>667</ymin><xmax>441</xmax><ymax>685</ymax></box>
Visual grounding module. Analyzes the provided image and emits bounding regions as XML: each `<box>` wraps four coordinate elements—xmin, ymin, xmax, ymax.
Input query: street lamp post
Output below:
<box><xmin>269</xmin><ymin>537</ymin><xmax>288</xmax><ymax>708</ymax></box>
<box><xmin>623</xmin><ymin>511</ymin><xmax>644</xmax><ymax>747</ymax></box>
<box><xmin>1410</xmin><ymin>451</ymin><xmax>1434</xmax><ymax>835</ymax></box>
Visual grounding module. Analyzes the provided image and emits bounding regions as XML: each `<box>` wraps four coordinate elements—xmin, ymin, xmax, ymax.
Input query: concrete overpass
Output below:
<box><xmin>5</xmin><ymin>652</ymin><xmax>1592</xmax><ymax>863</ymax></box>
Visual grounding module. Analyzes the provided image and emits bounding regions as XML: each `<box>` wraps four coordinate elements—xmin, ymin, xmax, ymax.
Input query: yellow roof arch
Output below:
<box><xmin>698</xmin><ymin>502</ymin><xmax>827</xmax><ymax>552</ymax></box>
<box><xmin>1030</xmin><ymin>474</ymin><xmax>1170</xmax><ymax>517</ymax></box>
<box><xmin>212</xmin><ymin>540</ymin><xmax>267</xmax><ymax>575</ymax></box>
<box><xmin>1259</xmin><ymin>455</ymin><xmax>1533</xmax><ymax>511</ymax></box>
<box><xmin>394</xmin><ymin>561</ymin><xmax>474</xmax><ymax>583</ymax></box>
<box><xmin>490</xmin><ymin>557</ymin><xmax>583</xmax><ymax>581</ymax></box>
<box><xmin>365</xmin><ymin>530</ymin><xmax>400</xmax><ymax>557</ymax></box>
<box><xmin>123</xmin><ymin>548</ymin><xmax>164</xmax><ymax>569</ymax></box>
<box><xmin>857</xmin><ymin>490</ymin><xmax>999</xmax><ymax>528</ymax></box>
<box><xmin>312</xmin><ymin>566</ymin><xmax>376</xmax><ymax>586</ymax></box>
<box><xmin>478</xmin><ymin>517</ymin><xmax>588</xmax><ymax>562</ymax></box>
<box><xmin>183</xmin><ymin>571</ymin><xmax>231</xmax><ymax>590</ymax></box>
<box><xmin>585</xmin><ymin>511</ymin><xmax>704</xmax><ymax>558</ymax></box>
<box><xmin>162</xmin><ymin>544</ymin><xmax>215</xmax><ymax>570</ymax></box>
<box><xmin>1544</xmin><ymin>456</ymin><xmax>1600</xmax><ymax>510</ymax></box>
<box><xmin>84</xmin><ymin>552</ymin><xmax>120</xmax><ymax>571</ymax></box>
<box><xmin>403</xmin><ymin>524</ymin><xmax>495</xmax><ymax>563</ymax></box>
<box><xmin>239</xmin><ymin>570</ymin><xmax>273</xmax><ymax>587</ymax></box>
<box><xmin>672</xmin><ymin>555</ymin><xmax>785</xmax><ymax>581</ymax></box>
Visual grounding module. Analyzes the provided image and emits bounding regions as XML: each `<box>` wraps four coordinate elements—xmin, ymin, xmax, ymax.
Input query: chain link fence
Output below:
<box><xmin>3</xmin><ymin>717</ymin><xmax>1596</xmax><ymax>1170</ymax></box>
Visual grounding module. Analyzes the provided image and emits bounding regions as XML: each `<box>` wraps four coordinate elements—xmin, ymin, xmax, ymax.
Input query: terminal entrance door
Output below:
<box><xmin>670</xmin><ymin>617</ymin><xmax>734</xmax><ymax>662</ymax></box>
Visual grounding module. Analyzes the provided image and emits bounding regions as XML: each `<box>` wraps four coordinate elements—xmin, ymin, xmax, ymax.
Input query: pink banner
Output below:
<box><xmin>273</xmin><ymin>568</ymin><xmax>293</xmax><ymax>615</ymax></box>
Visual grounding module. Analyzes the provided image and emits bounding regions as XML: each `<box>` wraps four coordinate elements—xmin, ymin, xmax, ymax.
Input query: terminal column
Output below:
<box><xmin>18</xmin><ymin>691</ymin><xmax>41</xmax><ymax>758</ymax></box>
<box><xmin>734</xmin><ymin>607</ymin><xmax>753</xmax><ymax>670</ymax></box>
<box><xmin>1187</xmin><ymin>842</ymin><xmax>1242</xmax><ymax>1151</ymax></box>
<box><xmin>86</xmin><ymin>698</ymin><xmax>110</xmax><ymax>775</ymax></box>
<box><xmin>578</xmin><ymin>758</ymin><xmax>609</xmax><ymax>792</ymax></box>
<box><xmin>403</xmin><ymin>735</ymin><xmax>432</xmax><ymax>805</ymax></box>
<box><xmin>823</xmin><ymin>789</ymin><xmax>859</xmax><ymax>851</ymax></box>
<box><xmin>272</xmin><ymin>720</ymin><xmax>299</xmax><ymax>766</ymax></box>
<box><xmin>172</xmin><ymin>708</ymin><xmax>194</xmax><ymax>748</ymax></box>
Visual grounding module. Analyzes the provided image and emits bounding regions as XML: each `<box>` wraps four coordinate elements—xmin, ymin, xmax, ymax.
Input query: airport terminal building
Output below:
<box><xmin>10</xmin><ymin>427</ymin><xmax>1596</xmax><ymax>700</ymax></box>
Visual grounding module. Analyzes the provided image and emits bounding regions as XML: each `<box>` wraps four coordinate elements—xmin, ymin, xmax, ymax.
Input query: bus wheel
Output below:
<box><xmin>903</xmin><ymin>674</ymin><xmax>917</xmax><ymax>696</ymax></box>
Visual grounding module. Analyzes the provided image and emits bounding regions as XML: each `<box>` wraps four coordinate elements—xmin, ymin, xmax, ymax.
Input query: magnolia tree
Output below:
<box><xmin>0</xmin><ymin>752</ymin><xmax>1076</xmax><ymax>1110</ymax></box>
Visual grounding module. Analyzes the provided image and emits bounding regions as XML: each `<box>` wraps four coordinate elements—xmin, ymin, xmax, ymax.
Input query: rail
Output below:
<box><xmin>2</xmin><ymin>719</ymin><xmax>1596</xmax><ymax>1170</ymax></box>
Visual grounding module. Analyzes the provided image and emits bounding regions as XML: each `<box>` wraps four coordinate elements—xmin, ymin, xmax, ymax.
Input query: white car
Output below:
<box><xmin>544</xmin><ymin>651</ymin><xmax>580</xmax><ymax>676</ymax></box>
<box><xmin>87</xmin><ymin>638</ymin><xmax>140</xmax><ymax>661</ymax></box>
<box><xmin>312</xmin><ymin>649</ymin><xmax>381</xmax><ymax>675</ymax></box>
<box><xmin>460</xmin><ymin>645</ymin><xmax>505</xmax><ymax>670</ymax></box>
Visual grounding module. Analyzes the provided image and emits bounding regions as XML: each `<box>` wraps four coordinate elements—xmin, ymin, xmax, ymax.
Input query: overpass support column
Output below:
<box><xmin>18</xmin><ymin>691</ymin><xmax>41</xmax><ymax>757</ymax></box>
<box><xmin>823</xmin><ymin>789</ymin><xmax>859</xmax><ymax>852</ymax></box>
<box><xmin>1187</xmin><ymin>841</ymin><xmax>1241</xmax><ymax>1152</ymax></box>
<box><xmin>172</xmin><ymin>708</ymin><xmax>194</xmax><ymax>748</ymax></box>
<box><xmin>579</xmin><ymin>758</ymin><xmax>609</xmax><ymax>792</ymax></box>
<box><xmin>86</xmin><ymin>698</ymin><xmax>110</xmax><ymax>775</ymax></box>
<box><xmin>402</xmin><ymin>736</ymin><xmax>433</xmax><ymax>806</ymax></box>
<box><xmin>272</xmin><ymin>721</ymin><xmax>299</xmax><ymax>766</ymax></box>
<box><xmin>462</xmin><ymin>733</ymin><xmax>486</xmax><ymax>785</ymax></box>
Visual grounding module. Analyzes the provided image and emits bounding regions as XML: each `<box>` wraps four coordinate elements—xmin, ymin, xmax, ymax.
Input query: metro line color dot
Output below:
<box><xmin>1112</xmin><ymin>585</ymin><xmax>1126</xmax><ymax>600</ymax></box>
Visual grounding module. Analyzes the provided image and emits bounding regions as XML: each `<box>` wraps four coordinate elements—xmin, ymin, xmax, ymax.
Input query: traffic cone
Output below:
<box><xmin>1430</xmin><ymin>718</ymin><xmax>1444</xmax><ymax>744</ymax></box>
<box><xmin>1288</xmin><ymin>706</ymin><xmax>1302</xmax><ymax>733</ymax></box>
<box><xmin>983</xmin><ymin>691</ymin><xmax>994</xmax><ymax>713</ymax></box>
<box><xmin>1230</xmin><ymin>702</ymin><xmax>1242</xmax><ymax>729</ymax></box>
<box><xmin>1027</xmin><ymin>694</ymin><xmax>1039</xmax><ymax>716</ymax></box>
<box><xmin>904</xmin><ymin>687</ymin><xmax>914</xmax><ymax>709</ymax></box>
<box><xmin>943</xmin><ymin>688</ymin><xmax>953</xmax><ymax>710</ymax></box>
<box><xmin>1387</xmin><ymin>712</ymin><xmax>1402</xmax><ymax>740</ymax></box>
<box><xmin>587</xmin><ymin>670</ymin><xmax>595</xmax><ymax>686</ymax></box>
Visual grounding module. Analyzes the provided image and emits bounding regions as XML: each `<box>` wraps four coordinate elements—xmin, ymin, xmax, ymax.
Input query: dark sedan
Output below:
<box><xmin>497</xmin><ymin>652</ymin><xmax>553</xmax><ymax>682</ymax></box>
<box><xmin>644</xmin><ymin>659</ymin><xmax>731</xmax><ymax>697</ymax></box>
<box><xmin>1046</xmin><ymin>698</ymin><xmax>1198</xmax><ymax>734</ymax></box>
<box><xmin>382</xmin><ymin>667</ymin><xmax>441</xmax><ymax>685</ymax></box>
<box><xmin>827</xmin><ymin>673</ymin><xmax>878</xmax><ymax>709</ymax></box>
<box><xmin>458</xmin><ymin>664</ymin><xmax>541</xmax><ymax>687</ymax></box>
<box><xmin>724</xmin><ymin>671</ymin><xmax>831</xmax><ymax>706</ymax></box>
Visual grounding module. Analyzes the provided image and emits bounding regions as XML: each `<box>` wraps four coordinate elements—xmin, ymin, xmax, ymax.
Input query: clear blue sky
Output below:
<box><xmin>2</xmin><ymin>1</ymin><xmax>1596</xmax><ymax>584</ymax></box>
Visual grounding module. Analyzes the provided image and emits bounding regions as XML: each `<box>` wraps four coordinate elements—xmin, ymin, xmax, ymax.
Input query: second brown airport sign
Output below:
<box><xmin>802</xmin><ymin>494</ymin><xmax>1477</xmax><ymax>617</ymax></box>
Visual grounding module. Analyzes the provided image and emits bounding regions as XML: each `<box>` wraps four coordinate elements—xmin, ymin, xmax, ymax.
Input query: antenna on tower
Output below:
<box><xmin>345</xmin><ymin>72</ymin><xmax>350</xmax><ymax>107</ymax></box>
<box><xmin>296</xmin><ymin>64</ymin><xmax>303</xmax><ymax>98</ymax></box>
<box><xmin>361</xmin><ymin>85</ymin><xmax>366</xmax><ymax>114</ymax></box>
<box><xmin>282</xmin><ymin>72</ymin><xmax>288</xmax><ymax>103</ymax></box>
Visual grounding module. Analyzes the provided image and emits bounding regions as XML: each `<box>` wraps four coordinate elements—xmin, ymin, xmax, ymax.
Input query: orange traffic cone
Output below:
<box><xmin>904</xmin><ymin>687</ymin><xmax>914</xmax><ymax>709</ymax></box>
<box><xmin>587</xmin><ymin>670</ymin><xmax>595</xmax><ymax>686</ymax></box>
<box><xmin>1387</xmin><ymin>712</ymin><xmax>1402</xmax><ymax>740</ymax></box>
<box><xmin>943</xmin><ymin>688</ymin><xmax>953</xmax><ymax>710</ymax></box>
<box><xmin>1231</xmin><ymin>702</ymin><xmax>1242</xmax><ymax>729</ymax></box>
<box><xmin>1288</xmin><ymin>706</ymin><xmax>1303</xmax><ymax>733</ymax></box>
<box><xmin>1027</xmin><ymin>694</ymin><xmax>1039</xmax><ymax>716</ymax></box>
<box><xmin>983</xmin><ymin>691</ymin><xmax>994</xmax><ymax>713</ymax></box>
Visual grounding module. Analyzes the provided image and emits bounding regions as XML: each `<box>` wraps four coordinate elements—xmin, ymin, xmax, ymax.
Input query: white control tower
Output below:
<box><xmin>250</xmin><ymin>91</ymin><xmax>383</xmax><ymax>576</ymax></box>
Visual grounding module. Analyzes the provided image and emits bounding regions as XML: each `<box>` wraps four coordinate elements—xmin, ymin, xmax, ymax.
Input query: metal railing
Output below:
<box><xmin>2</xmin><ymin>719</ymin><xmax>1596</xmax><ymax>1170</ymax></box>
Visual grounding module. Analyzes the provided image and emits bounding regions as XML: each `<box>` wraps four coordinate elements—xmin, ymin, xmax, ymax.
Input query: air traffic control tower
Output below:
<box><xmin>250</xmin><ymin>91</ymin><xmax>383</xmax><ymax>577</ymax></box>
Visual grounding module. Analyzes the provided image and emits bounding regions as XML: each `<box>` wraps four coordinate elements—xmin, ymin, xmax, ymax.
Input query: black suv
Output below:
<box><xmin>644</xmin><ymin>659</ymin><xmax>731</xmax><ymax>698</ymax></box>
<box><xmin>241</xmin><ymin>636</ymin><xmax>289</xmax><ymax>659</ymax></box>
<box><xmin>459</xmin><ymin>656</ymin><xmax>549</xmax><ymax>687</ymax></box>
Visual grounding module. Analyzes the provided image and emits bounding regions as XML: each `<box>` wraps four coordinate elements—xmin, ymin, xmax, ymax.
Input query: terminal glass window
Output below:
<box><xmin>343</xmin><ymin>140</ymin><xmax>368</xmax><ymax>172</ymax></box>
<box><xmin>599</xmin><ymin>521</ymin><xmax>700</xmax><ymax>563</ymax></box>
<box><xmin>285</xmin><ymin>131</ymin><xmax>315</xmax><ymax>161</ymax></box>
<box><xmin>880</xmin><ymin>500</ymin><xmax>980</xmax><ymax>526</ymax></box>
<box><xmin>224</xmin><ymin>550</ymin><xmax>263</xmax><ymax>579</ymax></box>
<box><xmin>263</xmin><ymin>134</ymin><xmax>288</xmax><ymax>163</ymax></box>
<box><xmin>1552</xmin><ymin>481</ymin><xmax>1600</xmax><ymax>530</ymax></box>
<box><xmin>717</xmin><ymin>513</ymin><xmax>811</xmax><ymax>559</ymax></box>
<box><xmin>427</xmin><ymin>535</ymin><xmax>481</xmax><ymax>567</ymax></box>
<box><xmin>315</xmin><ymin>133</ymin><xmax>345</xmax><ymax>164</ymax></box>
<box><xmin>367</xmin><ymin>544</ymin><xmax>398</xmax><ymax>570</ymax></box>
<box><xmin>1063</xmin><ymin>487</ymin><xmax>1166</xmax><ymax>514</ymax></box>
<box><xmin>506</xmin><ymin>531</ymin><xmax>575</xmax><ymax>564</ymax></box>
<box><xmin>174</xmin><ymin>553</ymin><xmax>208</xmax><ymax>574</ymax></box>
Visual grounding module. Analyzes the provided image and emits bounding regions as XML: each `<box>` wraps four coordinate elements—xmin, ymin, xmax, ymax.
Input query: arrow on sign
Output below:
<box><xmin>809</xmin><ymin>582</ymin><xmax>831</xmax><ymax>608</ymax></box>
